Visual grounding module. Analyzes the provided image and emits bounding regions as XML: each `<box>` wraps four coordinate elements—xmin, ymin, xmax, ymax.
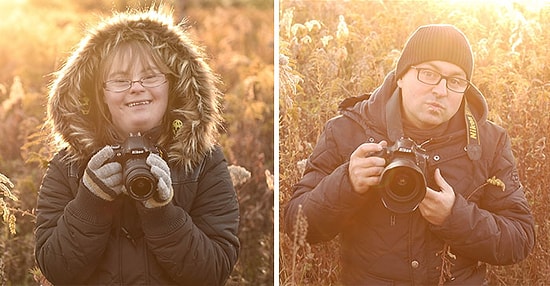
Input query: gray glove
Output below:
<box><xmin>142</xmin><ymin>152</ymin><xmax>174</xmax><ymax>208</ymax></box>
<box><xmin>82</xmin><ymin>146</ymin><xmax>123</xmax><ymax>201</ymax></box>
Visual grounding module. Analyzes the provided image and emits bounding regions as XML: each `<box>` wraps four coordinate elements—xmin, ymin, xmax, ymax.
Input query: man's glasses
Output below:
<box><xmin>103</xmin><ymin>73</ymin><xmax>167</xmax><ymax>93</ymax></box>
<box><xmin>410</xmin><ymin>66</ymin><xmax>470</xmax><ymax>93</ymax></box>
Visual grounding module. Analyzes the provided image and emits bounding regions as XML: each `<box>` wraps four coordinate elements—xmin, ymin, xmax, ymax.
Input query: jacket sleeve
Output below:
<box><xmin>34</xmin><ymin>152</ymin><xmax>116</xmax><ymax>284</ymax></box>
<box><xmin>284</xmin><ymin>117</ymin><xmax>370</xmax><ymax>243</ymax></box>
<box><xmin>136</xmin><ymin>146</ymin><xmax>240</xmax><ymax>286</ymax></box>
<box><xmin>432</xmin><ymin>131</ymin><xmax>535</xmax><ymax>265</ymax></box>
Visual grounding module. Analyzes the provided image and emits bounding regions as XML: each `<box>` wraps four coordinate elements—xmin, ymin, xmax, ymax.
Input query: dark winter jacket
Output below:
<box><xmin>35</xmin><ymin>9</ymin><xmax>239</xmax><ymax>285</ymax></box>
<box><xmin>35</xmin><ymin>145</ymin><xmax>239</xmax><ymax>285</ymax></box>
<box><xmin>284</xmin><ymin>71</ymin><xmax>535</xmax><ymax>285</ymax></box>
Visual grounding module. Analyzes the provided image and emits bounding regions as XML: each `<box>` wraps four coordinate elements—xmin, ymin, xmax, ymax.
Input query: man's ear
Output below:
<box><xmin>397</xmin><ymin>77</ymin><xmax>403</xmax><ymax>88</ymax></box>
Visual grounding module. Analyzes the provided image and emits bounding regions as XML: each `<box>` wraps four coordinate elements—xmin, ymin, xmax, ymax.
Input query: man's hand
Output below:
<box><xmin>348</xmin><ymin>141</ymin><xmax>387</xmax><ymax>194</ymax></box>
<box><xmin>419</xmin><ymin>168</ymin><xmax>456</xmax><ymax>225</ymax></box>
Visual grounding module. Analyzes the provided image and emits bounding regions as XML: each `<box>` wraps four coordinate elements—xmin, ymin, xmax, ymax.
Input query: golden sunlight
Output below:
<box><xmin>447</xmin><ymin>0</ymin><xmax>549</xmax><ymax>13</ymax></box>
<box><xmin>0</xmin><ymin>0</ymin><xmax>26</xmax><ymax>4</ymax></box>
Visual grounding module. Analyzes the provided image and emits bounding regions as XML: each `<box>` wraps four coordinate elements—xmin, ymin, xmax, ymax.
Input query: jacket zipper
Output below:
<box><xmin>121</xmin><ymin>227</ymin><xmax>137</xmax><ymax>247</ymax></box>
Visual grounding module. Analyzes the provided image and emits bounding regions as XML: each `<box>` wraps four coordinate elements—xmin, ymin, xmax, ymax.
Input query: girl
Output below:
<box><xmin>35</xmin><ymin>9</ymin><xmax>239</xmax><ymax>285</ymax></box>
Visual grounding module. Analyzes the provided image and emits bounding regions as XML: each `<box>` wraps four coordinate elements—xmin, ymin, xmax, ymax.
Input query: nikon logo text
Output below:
<box><xmin>467</xmin><ymin>115</ymin><xmax>477</xmax><ymax>140</ymax></box>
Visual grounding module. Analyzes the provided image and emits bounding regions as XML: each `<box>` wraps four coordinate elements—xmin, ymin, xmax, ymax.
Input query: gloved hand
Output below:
<box><xmin>82</xmin><ymin>146</ymin><xmax>124</xmax><ymax>201</ymax></box>
<box><xmin>142</xmin><ymin>152</ymin><xmax>174</xmax><ymax>208</ymax></box>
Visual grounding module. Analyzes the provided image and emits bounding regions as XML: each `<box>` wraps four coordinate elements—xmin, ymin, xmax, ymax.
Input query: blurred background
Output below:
<box><xmin>0</xmin><ymin>0</ymin><xmax>274</xmax><ymax>285</ymax></box>
<box><xmin>279</xmin><ymin>0</ymin><xmax>549</xmax><ymax>285</ymax></box>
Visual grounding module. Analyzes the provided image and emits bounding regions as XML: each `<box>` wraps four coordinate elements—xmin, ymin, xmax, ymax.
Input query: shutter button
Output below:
<box><xmin>411</xmin><ymin>260</ymin><xmax>419</xmax><ymax>269</ymax></box>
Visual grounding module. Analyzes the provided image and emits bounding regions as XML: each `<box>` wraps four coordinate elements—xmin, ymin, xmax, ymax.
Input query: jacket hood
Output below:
<box><xmin>342</xmin><ymin>70</ymin><xmax>489</xmax><ymax>147</ymax></box>
<box><xmin>47</xmin><ymin>8</ymin><xmax>223</xmax><ymax>171</ymax></box>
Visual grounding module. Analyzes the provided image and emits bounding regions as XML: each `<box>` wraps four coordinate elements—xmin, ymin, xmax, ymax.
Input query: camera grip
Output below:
<box><xmin>370</xmin><ymin>148</ymin><xmax>390</xmax><ymax>165</ymax></box>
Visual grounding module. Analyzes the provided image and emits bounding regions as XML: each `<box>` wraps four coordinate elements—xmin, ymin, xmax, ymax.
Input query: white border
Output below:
<box><xmin>273</xmin><ymin>1</ymin><xmax>280</xmax><ymax>285</ymax></box>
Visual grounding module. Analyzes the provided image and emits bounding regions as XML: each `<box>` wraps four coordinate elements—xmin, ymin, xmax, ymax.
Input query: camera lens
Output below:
<box><xmin>385</xmin><ymin>167</ymin><xmax>420</xmax><ymax>201</ymax></box>
<box><xmin>378</xmin><ymin>157</ymin><xmax>426</xmax><ymax>213</ymax></box>
<box><xmin>124</xmin><ymin>158</ymin><xmax>156</xmax><ymax>200</ymax></box>
<box><xmin>128</xmin><ymin>176</ymin><xmax>155</xmax><ymax>199</ymax></box>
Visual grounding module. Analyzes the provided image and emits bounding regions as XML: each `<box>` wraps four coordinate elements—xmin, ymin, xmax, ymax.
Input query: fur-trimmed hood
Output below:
<box><xmin>47</xmin><ymin>8</ymin><xmax>223</xmax><ymax>171</ymax></box>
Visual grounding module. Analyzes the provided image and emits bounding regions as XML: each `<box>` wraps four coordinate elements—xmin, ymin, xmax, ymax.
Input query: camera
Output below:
<box><xmin>373</xmin><ymin>137</ymin><xmax>429</xmax><ymax>213</ymax></box>
<box><xmin>112</xmin><ymin>133</ymin><xmax>160</xmax><ymax>201</ymax></box>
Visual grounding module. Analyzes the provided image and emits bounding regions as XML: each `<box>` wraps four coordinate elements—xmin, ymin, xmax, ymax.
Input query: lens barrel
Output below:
<box><xmin>124</xmin><ymin>158</ymin><xmax>156</xmax><ymax>200</ymax></box>
<box><xmin>378</xmin><ymin>157</ymin><xmax>426</xmax><ymax>213</ymax></box>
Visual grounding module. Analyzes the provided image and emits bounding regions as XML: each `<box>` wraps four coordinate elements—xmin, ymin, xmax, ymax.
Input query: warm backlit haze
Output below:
<box><xmin>279</xmin><ymin>0</ymin><xmax>549</xmax><ymax>284</ymax></box>
<box><xmin>0</xmin><ymin>0</ymin><xmax>274</xmax><ymax>284</ymax></box>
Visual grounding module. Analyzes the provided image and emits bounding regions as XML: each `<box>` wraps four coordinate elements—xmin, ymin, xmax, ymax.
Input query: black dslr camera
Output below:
<box><xmin>373</xmin><ymin>137</ymin><xmax>429</xmax><ymax>213</ymax></box>
<box><xmin>112</xmin><ymin>133</ymin><xmax>160</xmax><ymax>201</ymax></box>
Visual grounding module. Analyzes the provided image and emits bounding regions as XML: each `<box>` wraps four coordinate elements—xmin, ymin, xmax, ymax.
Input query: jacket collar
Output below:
<box><xmin>341</xmin><ymin>70</ymin><xmax>488</xmax><ymax>160</ymax></box>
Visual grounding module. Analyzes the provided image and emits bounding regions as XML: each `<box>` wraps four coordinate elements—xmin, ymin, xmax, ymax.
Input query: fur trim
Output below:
<box><xmin>47</xmin><ymin>7</ymin><xmax>223</xmax><ymax>172</ymax></box>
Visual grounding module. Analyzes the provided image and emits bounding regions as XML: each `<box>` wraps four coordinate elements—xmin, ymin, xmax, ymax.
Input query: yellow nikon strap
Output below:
<box><xmin>465</xmin><ymin>103</ymin><xmax>481</xmax><ymax>160</ymax></box>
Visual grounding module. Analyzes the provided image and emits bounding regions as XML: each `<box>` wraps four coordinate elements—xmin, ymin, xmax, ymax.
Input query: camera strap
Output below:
<box><xmin>464</xmin><ymin>103</ymin><xmax>481</xmax><ymax>161</ymax></box>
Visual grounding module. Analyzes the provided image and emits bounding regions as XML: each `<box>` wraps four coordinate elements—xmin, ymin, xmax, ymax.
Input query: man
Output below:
<box><xmin>284</xmin><ymin>24</ymin><xmax>535</xmax><ymax>284</ymax></box>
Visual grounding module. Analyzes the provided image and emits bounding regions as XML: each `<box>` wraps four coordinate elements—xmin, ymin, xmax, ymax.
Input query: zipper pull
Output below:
<box><xmin>121</xmin><ymin>227</ymin><xmax>137</xmax><ymax>247</ymax></box>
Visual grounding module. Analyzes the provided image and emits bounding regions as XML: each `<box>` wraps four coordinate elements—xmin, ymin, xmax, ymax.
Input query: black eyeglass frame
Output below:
<box><xmin>410</xmin><ymin>66</ymin><xmax>470</xmax><ymax>93</ymax></box>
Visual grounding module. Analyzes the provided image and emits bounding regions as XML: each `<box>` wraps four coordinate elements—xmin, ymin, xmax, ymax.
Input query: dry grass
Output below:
<box><xmin>0</xmin><ymin>0</ymin><xmax>273</xmax><ymax>284</ymax></box>
<box><xmin>279</xmin><ymin>0</ymin><xmax>550</xmax><ymax>284</ymax></box>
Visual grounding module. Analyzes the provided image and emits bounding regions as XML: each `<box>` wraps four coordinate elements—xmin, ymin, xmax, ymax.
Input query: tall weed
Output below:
<box><xmin>0</xmin><ymin>0</ymin><xmax>273</xmax><ymax>284</ymax></box>
<box><xmin>280</xmin><ymin>1</ymin><xmax>550</xmax><ymax>284</ymax></box>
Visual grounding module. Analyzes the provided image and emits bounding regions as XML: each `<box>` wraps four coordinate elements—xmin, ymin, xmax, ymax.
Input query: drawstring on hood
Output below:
<box><xmin>47</xmin><ymin>7</ymin><xmax>223</xmax><ymax>172</ymax></box>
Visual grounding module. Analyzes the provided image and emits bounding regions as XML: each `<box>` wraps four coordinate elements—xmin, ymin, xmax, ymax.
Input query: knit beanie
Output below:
<box><xmin>395</xmin><ymin>24</ymin><xmax>474</xmax><ymax>80</ymax></box>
